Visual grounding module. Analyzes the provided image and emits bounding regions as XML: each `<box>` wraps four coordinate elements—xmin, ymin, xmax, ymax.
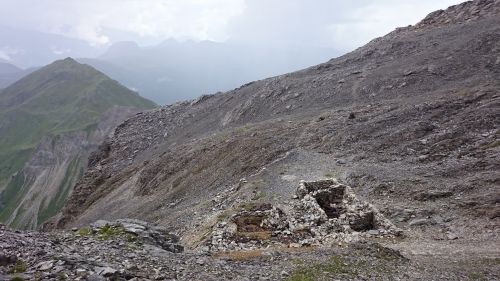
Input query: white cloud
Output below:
<box><xmin>0</xmin><ymin>0</ymin><xmax>465</xmax><ymax>49</ymax></box>
<box><xmin>0</xmin><ymin>46</ymin><xmax>24</xmax><ymax>61</ymax></box>
<box><xmin>325</xmin><ymin>0</ymin><xmax>465</xmax><ymax>50</ymax></box>
<box><xmin>0</xmin><ymin>50</ymin><xmax>11</xmax><ymax>61</ymax></box>
<box><xmin>0</xmin><ymin>0</ymin><xmax>245</xmax><ymax>46</ymax></box>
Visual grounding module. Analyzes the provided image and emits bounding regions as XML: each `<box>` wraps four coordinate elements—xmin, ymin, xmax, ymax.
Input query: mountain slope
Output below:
<box><xmin>53</xmin><ymin>0</ymin><xmax>499</xmax><ymax>237</ymax></box>
<box><xmin>0</xmin><ymin>58</ymin><xmax>156</xmax><ymax>228</ymax></box>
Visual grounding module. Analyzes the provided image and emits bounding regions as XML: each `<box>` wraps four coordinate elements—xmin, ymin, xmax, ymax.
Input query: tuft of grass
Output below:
<box><xmin>469</xmin><ymin>272</ymin><xmax>487</xmax><ymax>281</ymax></box>
<box><xmin>253</xmin><ymin>191</ymin><xmax>267</xmax><ymax>200</ymax></box>
<box><xmin>324</xmin><ymin>172</ymin><xmax>334</xmax><ymax>178</ymax></box>
<box><xmin>96</xmin><ymin>225</ymin><xmax>125</xmax><ymax>240</ymax></box>
<box><xmin>236</xmin><ymin>202</ymin><xmax>259</xmax><ymax>212</ymax></box>
<box><xmin>56</xmin><ymin>271</ymin><xmax>68</xmax><ymax>280</ymax></box>
<box><xmin>10</xmin><ymin>277</ymin><xmax>25</xmax><ymax>281</ymax></box>
<box><xmin>78</xmin><ymin>226</ymin><xmax>93</xmax><ymax>236</ymax></box>
<box><xmin>9</xmin><ymin>260</ymin><xmax>27</xmax><ymax>274</ymax></box>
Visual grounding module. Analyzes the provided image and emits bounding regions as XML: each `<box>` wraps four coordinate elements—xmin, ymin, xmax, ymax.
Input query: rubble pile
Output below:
<box><xmin>209</xmin><ymin>179</ymin><xmax>402</xmax><ymax>251</ymax></box>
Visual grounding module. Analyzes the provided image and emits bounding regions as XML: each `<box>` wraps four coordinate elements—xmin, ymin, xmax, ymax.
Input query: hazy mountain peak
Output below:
<box><xmin>0</xmin><ymin>62</ymin><xmax>21</xmax><ymax>75</ymax></box>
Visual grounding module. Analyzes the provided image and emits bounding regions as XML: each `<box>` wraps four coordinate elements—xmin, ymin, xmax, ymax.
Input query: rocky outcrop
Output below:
<box><xmin>88</xmin><ymin>219</ymin><xmax>184</xmax><ymax>253</ymax></box>
<box><xmin>208</xmin><ymin>179</ymin><xmax>401</xmax><ymax>251</ymax></box>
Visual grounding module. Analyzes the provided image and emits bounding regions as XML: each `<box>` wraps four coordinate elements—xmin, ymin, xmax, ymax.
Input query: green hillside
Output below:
<box><xmin>0</xmin><ymin>58</ymin><xmax>156</xmax><ymax>223</ymax></box>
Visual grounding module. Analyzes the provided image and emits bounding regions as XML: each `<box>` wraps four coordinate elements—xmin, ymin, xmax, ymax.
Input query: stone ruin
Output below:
<box><xmin>208</xmin><ymin>179</ymin><xmax>402</xmax><ymax>252</ymax></box>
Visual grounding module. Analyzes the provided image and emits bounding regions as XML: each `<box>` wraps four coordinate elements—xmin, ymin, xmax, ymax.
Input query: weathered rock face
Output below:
<box><xmin>2</xmin><ymin>106</ymin><xmax>141</xmax><ymax>229</ymax></box>
<box><xmin>208</xmin><ymin>179</ymin><xmax>401</xmax><ymax>251</ymax></box>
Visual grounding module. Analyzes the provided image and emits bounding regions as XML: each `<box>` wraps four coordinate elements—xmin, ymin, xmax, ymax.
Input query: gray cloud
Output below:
<box><xmin>0</xmin><ymin>0</ymin><xmax>464</xmax><ymax>50</ymax></box>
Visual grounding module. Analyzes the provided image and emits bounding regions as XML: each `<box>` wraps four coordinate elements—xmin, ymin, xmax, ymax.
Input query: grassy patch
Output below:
<box><xmin>324</xmin><ymin>172</ymin><xmax>334</xmax><ymax>178</ymax></box>
<box><xmin>469</xmin><ymin>272</ymin><xmax>487</xmax><ymax>281</ymax></box>
<box><xmin>253</xmin><ymin>191</ymin><xmax>267</xmax><ymax>200</ymax></box>
<box><xmin>9</xmin><ymin>260</ymin><xmax>27</xmax><ymax>274</ymax></box>
<box><xmin>78</xmin><ymin>226</ymin><xmax>93</xmax><ymax>236</ymax></box>
<box><xmin>215</xmin><ymin>250</ymin><xmax>264</xmax><ymax>261</ymax></box>
<box><xmin>96</xmin><ymin>225</ymin><xmax>125</xmax><ymax>240</ymax></box>
<box><xmin>287</xmin><ymin>256</ymin><xmax>356</xmax><ymax>281</ymax></box>
<box><xmin>236</xmin><ymin>202</ymin><xmax>259</xmax><ymax>212</ymax></box>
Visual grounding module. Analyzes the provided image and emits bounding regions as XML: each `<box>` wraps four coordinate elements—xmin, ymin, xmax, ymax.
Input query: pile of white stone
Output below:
<box><xmin>208</xmin><ymin>179</ymin><xmax>402</xmax><ymax>252</ymax></box>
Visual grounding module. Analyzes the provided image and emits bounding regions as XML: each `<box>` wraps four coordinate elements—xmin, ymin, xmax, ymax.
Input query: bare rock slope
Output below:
<box><xmin>40</xmin><ymin>0</ymin><xmax>500</xmax><ymax>279</ymax></box>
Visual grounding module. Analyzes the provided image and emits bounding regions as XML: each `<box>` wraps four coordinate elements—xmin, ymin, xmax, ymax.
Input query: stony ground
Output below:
<box><xmin>2</xmin><ymin>222</ymin><xmax>499</xmax><ymax>281</ymax></box>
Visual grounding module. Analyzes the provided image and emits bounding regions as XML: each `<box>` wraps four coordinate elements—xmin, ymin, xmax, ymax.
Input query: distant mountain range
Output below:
<box><xmin>80</xmin><ymin>40</ymin><xmax>340</xmax><ymax>104</ymax></box>
<box><xmin>0</xmin><ymin>62</ymin><xmax>37</xmax><ymax>89</ymax></box>
<box><xmin>0</xmin><ymin>58</ymin><xmax>155</xmax><ymax>228</ymax></box>
<box><xmin>0</xmin><ymin>25</ymin><xmax>340</xmax><ymax>105</ymax></box>
<box><xmin>0</xmin><ymin>25</ymin><xmax>104</xmax><ymax>68</ymax></box>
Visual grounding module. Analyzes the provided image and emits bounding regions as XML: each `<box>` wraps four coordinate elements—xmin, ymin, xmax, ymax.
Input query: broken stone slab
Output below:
<box><xmin>36</xmin><ymin>260</ymin><xmax>54</xmax><ymax>271</ymax></box>
<box><xmin>414</xmin><ymin>190</ymin><xmax>453</xmax><ymax>201</ymax></box>
<box><xmin>96</xmin><ymin>266</ymin><xmax>118</xmax><ymax>276</ymax></box>
<box><xmin>408</xmin><ymin>218</ymin><xmax>435</xmax><ymax>226</ymax></box>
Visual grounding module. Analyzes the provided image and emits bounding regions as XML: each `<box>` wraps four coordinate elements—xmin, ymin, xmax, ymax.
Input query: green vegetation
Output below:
<box><xmin>469</xmin><ymin>272</ymin><xmax>487</xmax><ymax>281</ymax></box>
<box><xmin>324</xmin><ymin>172</ymin><xmax>335</xmax><ymax>178</ymax></box>
<box><xmin>287</xmin><ymin>256</ymin><xmax>355</xmax><ymax>281</ymax></box>
<box><xmin>9</xmin><ymin>260</ymin><xmax>27</xmax><ymax>274</ymax></box>
<box><xmin>287</xmin><ymin>247</ymin><xmax>404</xmax><ymax>281</ymax></box>
<box><xmin>0</xmin><ymin>58</ymin><xmax>156</xmax><ymax>226</ymax></box>
<box><xmin>96</xmin><ymin>225</ymin><xmax>125</xmax><ymax>240</ymax></box>
<box><xmin>253</xmin><ymin>191</ymin><xmax>267</xmax><ymax>200</ymax></box>
<box><xmin>36</xmin><ymin>157</ymin><xmax>84</xmax><ymax>225</ymax></box>
<box><xmin>78</xmin><ymin>226</ymin><xmax>93</xmax><ymax>236</ymax></box>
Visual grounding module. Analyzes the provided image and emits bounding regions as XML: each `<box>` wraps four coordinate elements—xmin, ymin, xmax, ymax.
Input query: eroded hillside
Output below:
<box><xmin>0</xmin><ymin>58</ymin><xmax>156</xmax><ymax>229</ymax></box>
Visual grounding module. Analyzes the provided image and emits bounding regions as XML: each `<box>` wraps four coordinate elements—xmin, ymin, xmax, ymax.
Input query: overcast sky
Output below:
<box><xmin>0</xmin><ymin>0</ymin><xmax>464</xmax><ymax>51</ymax></box>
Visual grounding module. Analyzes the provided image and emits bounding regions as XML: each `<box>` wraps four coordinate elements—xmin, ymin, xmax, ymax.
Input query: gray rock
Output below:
<box><xmin>36</xmin><ymin>260</ymin><xmax>54</xmax><ymax>271</ymax></box>
<box><xmin>409</xmin><ymin>218</ymin><xmax>433</xmax><ymax>226</ymax></box>
<box><xmin>96</xmin><ymin>266</ymin><xmax>118</xmax><ymax>276</ymax></box>
<box><xmin>90</xmin><ymin>220</ymin><xmax>111</xmax><ymax>229</ymax></box>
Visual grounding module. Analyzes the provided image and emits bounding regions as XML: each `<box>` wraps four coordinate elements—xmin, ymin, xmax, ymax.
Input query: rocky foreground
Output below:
<box><xmin>1</xmin><ymin>179</ymin><xmax>499</xmax><ymax>281</ymax></box>
<box><xmin>1</xmin><ymin>220</ymin><xmax>499</xmax><ymax>281</ymax></box>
